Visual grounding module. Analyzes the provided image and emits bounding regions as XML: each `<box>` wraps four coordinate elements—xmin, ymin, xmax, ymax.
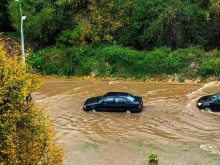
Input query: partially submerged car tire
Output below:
<box><xmin>204</xmin><ymin>106</ymin><xmax>212</xmax><ymax>112</ymax></box>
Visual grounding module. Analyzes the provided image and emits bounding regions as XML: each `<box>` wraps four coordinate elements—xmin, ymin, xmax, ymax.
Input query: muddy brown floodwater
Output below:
<box><xmin>33</xmin><ymin>80</ymin><xmax>220</xmax><ymax>165</ymax></box>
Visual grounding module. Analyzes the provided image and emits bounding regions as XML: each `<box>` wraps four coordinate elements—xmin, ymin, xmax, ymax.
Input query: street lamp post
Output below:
<box><xmin>15</xmin><ymin>0</ymin><xmax>26</xmax><ymax>67</ymax></box>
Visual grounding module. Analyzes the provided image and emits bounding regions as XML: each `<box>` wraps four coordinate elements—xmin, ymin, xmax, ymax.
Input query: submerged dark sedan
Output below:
<box><xmin>197</xmin><ymin>92</ymin><xmax>220</xmax><ymax>112</ymax></box>
<box><xmin>83</xmin><ymin>92</ymin><xmax>143</xmax><ymax>113</ymax></box>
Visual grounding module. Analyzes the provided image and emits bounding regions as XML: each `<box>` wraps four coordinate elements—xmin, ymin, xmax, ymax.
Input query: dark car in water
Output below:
<box><xmin>197</xmin><ymin>92</ymin><xmax>220</xmax><ymax>112</ymax></box>
<box><xmin>83</xmin><ymin>92</ymin><xmax>143</xmax><ymax>113</ymax></box>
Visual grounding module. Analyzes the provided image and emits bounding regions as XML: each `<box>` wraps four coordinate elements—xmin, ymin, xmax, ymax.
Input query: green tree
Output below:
<box><xmin>0</xmin><ymin>45</ymin><xmax>63</xmax><ymax>164</ymax></box>
<box><xmin>0</xmin><ymin>0</ymin><xmax>13</xmax><ymax>32</ymax></box>
<box><xmin>117</xmin><ymin>0</ymin><xmax>209</xmax><ymax>50</ymax></box>
<box><xmin>56</xmin><ymin>0</ymin><xmax>133</xmax><ymax>46</ymax></box>
<box><xmin>8</xmin><ymin>0</ymin><xmax>68</xmax><ymax>46</ymax></box>
<box><xmin>207</xmin><ymin>0</ymin><xmax>220</xmax><ymax>48</ymax></box>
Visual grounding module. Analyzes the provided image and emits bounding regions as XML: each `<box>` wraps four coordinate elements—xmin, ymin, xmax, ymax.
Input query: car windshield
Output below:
<box><xmin>99</xmin><ymin>94</ymin><xmax>109</xmax><ymax>102</ymax></box>
<box><xmin>211</xmin><ymin>92</ymin><xmax>220</xmax><ymax>100</ymax></box>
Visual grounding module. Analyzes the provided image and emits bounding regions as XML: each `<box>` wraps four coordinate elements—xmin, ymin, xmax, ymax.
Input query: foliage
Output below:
<box><xmin>28</xmin><ymin>46</ymin><xmax>93</xmax><ymax>76</ymax></box>
<box><xmin>58</xmin><ymin>46</ymin><xmax>92</xmax><ymax>76</ymax></box>
<box><xmin>206</xmin><ymin>0</ymin><xmax>220</xmax><ymax>48</ymax></box>
<box><xmin>93</xmin><ymin>45</ymin><xmax>145</xmax><ymax>78</ymax></box>
<box><xmin>29</xmin><ymin>45</ymin><xmax>218</xmax><ymax>79</ymax></box>
<box><xmin>117</xmin><ymin>0</ymin><xmax>209</xmax><ymax>49</ymax></box>
<box><xmin>81</xmin><ymin>142</ymin><xmax>99</xmax><ymax>152</ymax></box>
<box><xmin>56</xmin><ymin>0</ymin><xmax>132</xmax><ymax>46</ymax></box>
<box><xmin>0</xmin><ymin>0</ymin><xmax>13</xmax><ymax>32</ymax></box>
<box><xmin>56</xmin><ymin>26</ymin><xmax>82</xmax><ymax>47</ymax></box>
<box><xmin>147</xmin><ymin>154</ymin><xmax>158</xmax><ymax>165</ymax></box>
<box><xmin>198</xmin><ymin>51</ymin><xmax>220</xmax><ymax>77</ymax></box>
<box><xmin>0</xmin><ymin>46</ymin><xmax>64</xmax><ymax>164</ymax></box>
<box><xmin>8</xmin><ymin>0</ymin><xmax>68</xmax><ymax>46</ymax></box>
<box><xmin>93</xmin><ymin>46</ymin><xmax>194</xmax><ymax>77</ymax></box>
<box><xmin>8</xmin><ymin>0</ymin><xmax>132</xmax><ymax>47</ymax></box>
<box><xmin>3</xmin><ymin>0</ymin><xmax>220</xmax><ymax>50</ymax></box>
<box><xmin>28</xmin><ymin>48</ymin><xmax>62</xmax><ymax>75</ymax></box>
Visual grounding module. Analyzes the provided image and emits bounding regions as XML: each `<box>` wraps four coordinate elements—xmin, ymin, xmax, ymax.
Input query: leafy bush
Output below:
<box><xmin>56</xmin><ymin>26</ymin><xmax>82</xmax><ymax>47</ymax></box>
<box><xmin>147</xmin><ymin>154</ymin><xmax>158</xmax><ymax>165</ymax></box>
<box><xmin>28</xmin><ymin>48</ymin><xmax>62</xmax><ymax>75</ymax></box>
<box><xmin>29</xmin><ymin>46</ymin><xmax>94</xmax><ymax>76</ymax></box>
<box><xmin>93</xmin><ymin>45</ymin><xmax>145</xmax><ymax>78</ymax></box>
<box><xmin>143</xmin><ymin>47</ymin><xmax>171</xmax><ymax>75</ymax></box>
<box><xmin>199</xmin><ymin>57</ymin><xmax>220</xmax><ymax>77</ymax></box>
<box><xmin>29</xmin><ymin>44</ymin><xmax>219</xmax><ymax>79</ymax></box>
<box><xmin>199</xmin><ymin>60</ymin><xmax>215</xmax><ymax>76</ymax></box>
<box><xmin>58</xmin><ymin>46</ymin><xmax>92</xmax><ymax>76</ymax></box>
<box><xmin>198</xmin><ymin>49</ymin><xmax>220</xmax><ymax>77</ymax></box>
<box><xmin>0</xmin><ymin>46</ymin><xmax>63</xmax><ymax>164</ymax></box>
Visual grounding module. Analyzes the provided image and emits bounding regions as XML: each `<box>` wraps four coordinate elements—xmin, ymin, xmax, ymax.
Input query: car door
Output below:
<box><xmin>98</xmin><ymin>97</ymin><xmax>114</xmax><ymax>111</ymax></box>
<box><xmin>211</xmin><ymin>98</ymin><xmax>220</xmax><ymax>111</ymax></box>
<box><xmin>124</xmin><ymin>98</ymin><xmax>135</xmax><ymax>110</ymax></box>
<box><xmin>112</xmin><ymin>97</ymin><xmax>127</xmax><ymax>111</ymax></box>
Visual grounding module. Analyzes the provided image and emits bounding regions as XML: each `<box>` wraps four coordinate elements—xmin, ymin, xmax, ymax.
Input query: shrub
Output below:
<box><xmin>0</xmin><ymin>46</ymin><xmax>64</xmax><ymax>164</ymax></box>
<box><xmin>93</xmin><ymin>45</ymin><xmax>145</xmax><ymax>78</ymax></box>
<box><xmin>58</xmin><ymin>46</ymin><xmax>92</xmax><ymax>76</ymax></box>
<box><xmin>199</xmin><ymin>58</ymin><xmax>220</xmax><ymax>77</ymax></box>
<box><xmin>29</xmin><ymin>44</ymin><xmax>219</xmax><ymax>79</ymax></box>
<box><xmin>147</xmin><ymin>154</ymin><xmax>158</xmax><ymax>165</ymax></box>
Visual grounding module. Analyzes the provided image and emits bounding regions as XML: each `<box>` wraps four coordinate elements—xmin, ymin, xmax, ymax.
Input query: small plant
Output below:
<box><xmin>81</xmin><ymin>142</ymin><xmax>99</xmax><ymax>151</ymax></box>
<box><xmin>147</xmin><ymin>154</ymin><xmax>158</xmax><ymax>165</ymax></box>
<box><xmin>178</xmin><ymin>76</ymin><xmax>185</xmax><ymax>82</ymax></box>
<box><xmin>137</xmin><ymin>140</ymin><xmax>143</xmax><ymax>147</ymax></box>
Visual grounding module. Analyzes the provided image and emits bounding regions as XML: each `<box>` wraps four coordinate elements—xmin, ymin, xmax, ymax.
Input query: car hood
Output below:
<box><xmin>198</xmin><ymin>95</ymin><xmax>212</xmax><ymax>103</ymax></box>
<box><xmin>85</xmin><ymin>96</ymin><xmax>100</xmax><ymax>105</ymax></box>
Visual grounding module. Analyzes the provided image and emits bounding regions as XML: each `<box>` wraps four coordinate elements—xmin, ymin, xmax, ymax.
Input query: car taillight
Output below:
<box><xmin>138</xmin><ymin>104</ymin><xmax>142</xmax><ymax>109</ymax></box>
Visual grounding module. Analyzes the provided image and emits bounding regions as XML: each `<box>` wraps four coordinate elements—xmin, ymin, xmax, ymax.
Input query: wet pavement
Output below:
<box><xmin>33</xmin><ymin>80</ymin><xmax>220</xmax><ymax>165</ymax></box>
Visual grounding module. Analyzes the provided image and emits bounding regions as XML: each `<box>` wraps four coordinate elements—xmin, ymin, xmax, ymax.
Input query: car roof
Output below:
<box><xmin>105</xmin><ymin>92</ymin><xmax>129</xmax><ymax>97</ymax></box>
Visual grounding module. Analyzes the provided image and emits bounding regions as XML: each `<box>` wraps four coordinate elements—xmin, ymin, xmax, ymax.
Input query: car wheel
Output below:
<box><xmin>91</xmin><ymin>107</ymin><xmax>96</xmax><ymax>112</ymax></box>
<box><xmin>126</xmin><ymin>110</ymin><xmax>131</xmax><ymax>113</ymax></box>
<box><xmin>83</xmin><ymin>108</ymin><xmax>91</xmax><ymax>112</ymax></box>
<box><xmin>204</xmin><ymin>106</ymin><xmax>212</xmax><ymax>112</ymax></box>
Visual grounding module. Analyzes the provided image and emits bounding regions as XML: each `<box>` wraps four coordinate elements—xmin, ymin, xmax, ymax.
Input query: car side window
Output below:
<box><xmin>115</xmin><ymin>97</ymin><xmax>126</xmax><ymax>104</ymax></box>
<box><xmin>104</xmin><ymin>98</ymin><xmax>114</xmax><ymax>104</ymax></box>
<box><xmin>214</xmin><ymin>98</ymin><xmax>220</xmax><ymax>103</ymax></box>
<box><xmin>124</xmin><ymin>98</ymin><xmax>130</xmax><ymax>104</ymax></box>
<box><xmin>127</xmin><ymin>95</ymin><xmax>135</xmax><ymax>102</ymax></box>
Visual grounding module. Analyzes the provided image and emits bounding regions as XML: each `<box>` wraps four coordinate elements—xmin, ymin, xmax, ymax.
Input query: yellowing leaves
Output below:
<box><xmin>0</xmin><ymin>46</ymin><xmax>63</xmax><ymax>164</ymax></box>
<box><xmin>72</xmin><ymin>0</ymin><xmax>131</xmax><ymax>44</ymax></box>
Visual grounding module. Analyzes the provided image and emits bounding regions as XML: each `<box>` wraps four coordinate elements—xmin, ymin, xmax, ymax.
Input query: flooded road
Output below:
<box><xmin>33</xmin><ymin>80</ymin><xmax>220</xmax><ymax>165</ymax></box>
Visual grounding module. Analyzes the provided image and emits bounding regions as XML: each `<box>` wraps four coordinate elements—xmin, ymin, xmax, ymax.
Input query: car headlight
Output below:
<box><xmin>197</xmin><ymin>102</ymin><xmax>202</xmax><ymax>106</ymax></box>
